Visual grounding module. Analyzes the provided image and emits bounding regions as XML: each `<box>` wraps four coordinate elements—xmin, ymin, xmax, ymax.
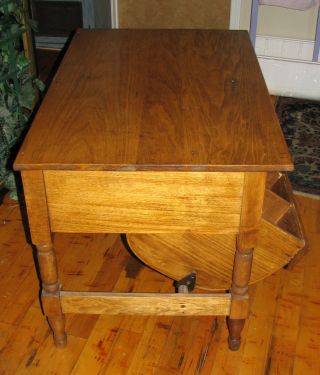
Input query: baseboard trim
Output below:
<box><xmin>258</xmin><ymin>56</ymin><xmax>319</xmax><ymax>100</ymax></box>
<box><xmin>256</xmin><ymin>35</ymin><xmax>318</xmax><ymax>62</ymax></box>
<box><xmin>256</xmin><ymin>35</ymin><xmax>320</xmax><ymax>100</ymax></box>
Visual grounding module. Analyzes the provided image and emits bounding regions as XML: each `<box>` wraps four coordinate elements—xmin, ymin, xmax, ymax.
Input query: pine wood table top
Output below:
<box><xmin>14</xmin><ymin>29</ymin><xmax>293</xmax><ymax>172</ymax></box>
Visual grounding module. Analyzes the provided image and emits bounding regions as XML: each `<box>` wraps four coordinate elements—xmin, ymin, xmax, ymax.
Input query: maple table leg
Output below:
<box><xmin>37</xmin><ymin>244</ymin><xmax>67</xmax><ymax>347</ymax></box>
<box><xmin>227</xmin><ymin>318</ymin><xmax>245</xmax><ymax>351</ymax></box>
<box><xmin>227</xmin><ymin>246</ymin><xmax>253</xmax><ymax>350</ymax></box>
<box><xmin>21</xmin><ymin>170</ymin><xmax>67</xmax><ymax>347</ymax></box>
<box><xmin>227</xmin><ymin>172</ymin><xmax>266</xmax><ymax>351</ymax></box>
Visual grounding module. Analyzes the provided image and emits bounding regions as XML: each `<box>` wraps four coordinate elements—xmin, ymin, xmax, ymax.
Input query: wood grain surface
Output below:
<box><xmin>14</xmin><ymin>29</ymin><xmax>293</xmax><ymax>172</ymax></box>
<box><xmin>127</xmin><ymin>216</ymin><xmax>304</xmax><ymax>291</ymax></box>
<box><xmin>0</xmin><ymin>193</ymin><xmax>318</xmax><ymax>374</ymax></box>
<box><xmin>118</xmin><ymin>0</ymin><xmax>231</xmax><ymax>29</ymax></box>
<box><xmin>44</xmin><ymin>170</ymin><xmax>243</xmax><ymax>233</ymax></box>
<box><xmin>127</xmin><ymin>173</ymin><xmax>306</xmax><ymax>291</ymax></box>
<box><xmin>237</xmin><ymin>172</ymin><xmax>266</xmax><ymax>249</ymax></box>
<box><xmin>21</xmin><ymin>170</ymin><xmax>52</xmax><ymax>244</ymax></box>
<box><xmin>61</xmin><ymin>292</ymin><xmax>231</xmax><ymax>316</ymax></box>
<box><xmin>263</xmin><ymin>189</ymin><xmax>291</xmax><ymax>223</ymax></box>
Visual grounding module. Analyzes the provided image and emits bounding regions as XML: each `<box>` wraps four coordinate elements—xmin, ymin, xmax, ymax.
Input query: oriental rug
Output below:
<box><xmin>276</xmin><ymin>96</ymin><xmax>320</xmax><ymax>197</ymax></box>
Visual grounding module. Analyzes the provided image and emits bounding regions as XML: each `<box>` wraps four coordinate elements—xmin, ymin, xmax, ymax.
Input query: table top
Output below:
<box><xmin>15</xmin><ymin>29</ymin><xmax>293</xmax><ymax>172</ymax></box>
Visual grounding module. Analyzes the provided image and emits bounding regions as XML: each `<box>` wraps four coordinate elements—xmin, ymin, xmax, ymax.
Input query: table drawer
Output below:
<box><xmin>44</xmin><ymin>171</ymin><xmax>244</xmax><ymax>233</ymax></box>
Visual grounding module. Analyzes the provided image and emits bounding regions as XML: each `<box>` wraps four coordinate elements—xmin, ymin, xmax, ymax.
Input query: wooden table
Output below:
<box><xmin>14</xmin><ymin>29</ymin><xmax>305</xmax><ymax>351</ymax></box>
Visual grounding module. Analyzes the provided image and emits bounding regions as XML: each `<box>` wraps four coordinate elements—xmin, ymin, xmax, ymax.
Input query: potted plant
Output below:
<box><xmin>0</xmin><ymin>0</ymin><xmax>44</xmax><ymax>199</ymax></box>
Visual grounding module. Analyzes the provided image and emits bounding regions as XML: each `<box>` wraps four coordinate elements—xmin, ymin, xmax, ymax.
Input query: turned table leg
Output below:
<box><xmin>227</xmin><ymin>172</ymin><xmax>266</xmax><ymax>351</ymax></box>
<box><xmin>227</xmin><ymin>319</ymin><xmax>245</xmax><ymax>351</ymax></box>
<box><xmin>228</xmin><ymin>246</ymin><xmax>253</xmax><ymax>350</ymax></box>
<box><xmin>37</xmin><ymin>244</ymin><xmax>67</xmax><ymax>347</ymax></box>
<box><xmin>21</xmin><ymin>170</ymin><xmax>67</xmax><ymax>347</ymax></box>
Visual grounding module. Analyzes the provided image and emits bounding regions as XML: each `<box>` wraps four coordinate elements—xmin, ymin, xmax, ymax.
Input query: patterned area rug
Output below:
<box><xmin>276</xmin><ymin>97</ymin><xmax>320</xmax><ymax>197</ymax></box>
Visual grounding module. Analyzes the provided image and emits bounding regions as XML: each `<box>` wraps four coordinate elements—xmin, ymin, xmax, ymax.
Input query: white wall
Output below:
<box><xmin>240</xmin><ymin>0</ymin><xmax>318</xmax><ymax>40</ymax></box>
<box><xmin>238</xmin><ymin>0</ymin><xmax>320</xmax><ymax>100</ymax></box>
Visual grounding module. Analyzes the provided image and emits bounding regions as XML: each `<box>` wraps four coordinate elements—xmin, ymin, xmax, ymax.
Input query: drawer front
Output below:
<box><xmin>44</xmin><ymin>171</ymin><xmax>244</xmax><ymax>233</ymax></box>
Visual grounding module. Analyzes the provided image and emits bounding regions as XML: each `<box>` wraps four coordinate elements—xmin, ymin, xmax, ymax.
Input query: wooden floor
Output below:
<box><xmin>0</xmin><ymin>193</ymin><xmax>319</xmax><ymax>374</ymax></box>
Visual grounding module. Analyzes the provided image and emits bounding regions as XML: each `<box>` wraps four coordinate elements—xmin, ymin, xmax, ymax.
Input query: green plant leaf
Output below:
<box><xmin>16</xmin><ymin>52</ymin><xmax>30</xmax><ymax>72</ymax></box>
<box><xmin>18</xmin><ymin>80</ymin><xmax>34</xmax><ymax>109</ymax></box>
<box><xmin>0</xmin><ymin>0</ymin><xmax>42</xmax><ymax>197</ymax></box>
<box><xmin>34</xmin><ymin>77</ymin><xmax>45</xmax><ymax>91</ymax></box>
<box><xmin>28</xmin><ymin>18</ymin><xmax>38</xmax><ymax>32</ymax></box>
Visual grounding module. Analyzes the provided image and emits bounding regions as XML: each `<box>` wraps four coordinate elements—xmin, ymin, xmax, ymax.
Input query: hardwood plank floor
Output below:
<box><xmin>0</xmin><ymin>193</ymin><xmax>319</xmax><ymax>374</ymax></box>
